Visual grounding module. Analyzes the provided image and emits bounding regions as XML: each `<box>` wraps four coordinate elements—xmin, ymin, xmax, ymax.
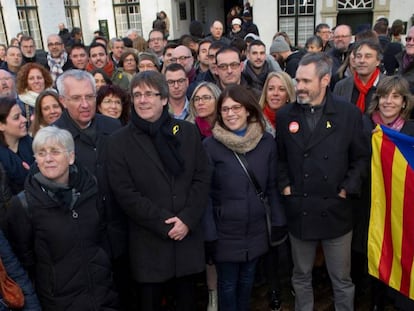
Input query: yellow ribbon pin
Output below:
<box><xmin>172</xmin><ymin>125</ymin><xmax>179</xmax><ymax>135</ymax></box>
<box><xmin>326</xmin><ymin>121</ymin><xmax>331</xmax><ymax>129</ymax></box>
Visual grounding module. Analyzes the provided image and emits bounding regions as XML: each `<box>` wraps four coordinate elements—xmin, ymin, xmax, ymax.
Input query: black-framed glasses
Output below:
<box><xmin>166</xmin><ymin>78</ymin><xmax>187</xmax><ymax>86</ymax></box>
<box><xmin>217</xmin><ymin>62</ymin><xmax>240</xmax><ymax>71</ymax></box>
<box><xmin>170</xmin><ymin>56</ymin><xmax>192</xmax><ymax>62</ymax></box>
<box><xmin>132</xmin><ymin>91</ymin><xmax>161</xmax><ymax>100</ymax></box>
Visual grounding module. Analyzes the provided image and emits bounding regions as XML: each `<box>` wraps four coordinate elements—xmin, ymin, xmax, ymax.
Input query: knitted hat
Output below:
<box><xmin>232</xmin><ymin>18</ymin><xmax>242</xmax><ymax>26</ymax></box>
<box><xmin>244</xmin><ymin>33</ymin><xmax>260</xmax><ymax>42</ymax></box>
<box><xmin>138</xmin><ymin>51</ymin><xmax>160</xmax><ymax>70</ymax></box>
<box><xmin>269</xmin><ymin>36</ymin><xmax>290</xmax><ymax>54</ymax></box>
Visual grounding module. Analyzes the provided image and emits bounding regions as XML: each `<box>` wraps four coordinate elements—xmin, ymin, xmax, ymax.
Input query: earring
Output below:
<box><xmin>403</xmin><ymin>105</ymin><xmax>406</xmax><ymax>109</ymax></box>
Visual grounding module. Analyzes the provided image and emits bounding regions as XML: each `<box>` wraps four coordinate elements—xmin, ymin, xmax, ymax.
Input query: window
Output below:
<box><xmin>113</xmin><ymin>0</ymin><xmax>142</xmax><ymax>37</ymax></box>
<box><xmin>0</xmin><ymin>5</ymin><xmax>7</xmax><ymax>45</ymax></box>
<box><xmin>278</xmin><ymin>0</ymin><xmax>315</xmax><ymax>48</ymax></box>
<box><xmin>15</xmin><ymin>0</ymin><xmax>42</xmax><ymax>48</ymax></box>
<box><xmin>64</xmin><ymin>0</ymin><xmax>81</xmax><ymax>30</ymax></box>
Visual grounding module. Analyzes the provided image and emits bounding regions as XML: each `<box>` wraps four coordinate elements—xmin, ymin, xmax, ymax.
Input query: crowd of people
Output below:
<box><xmin>0</xmin><ymin>8</ymin><xmax>413</xmax><ymax>311</ymax></box>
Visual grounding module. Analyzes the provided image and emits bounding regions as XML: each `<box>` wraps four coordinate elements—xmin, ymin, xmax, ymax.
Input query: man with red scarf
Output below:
<box><xmin>86</xmin><ymin>42</ymin><xmax>129</xmax><ymax>90</ymax></box>
<box><xmin>333</xmin><ymin>40</ymin><xmax>384</xmax><ymax>113</ymax></box>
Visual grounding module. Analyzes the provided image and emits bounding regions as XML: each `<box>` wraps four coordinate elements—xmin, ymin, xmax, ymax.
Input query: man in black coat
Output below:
<box><xmin>276</xmin><ymin>53</ymin><xmax>369</xmax><ymax>311</ymax></box>
<box><xmin>106</xmin><ymin>71</ymin><xmax>210</xmax><ymax>311</ymax></box>
<box><xmin>54</xmin><ymin>69</ymin><xmax>131</xmax><ymax>309</ymax></box>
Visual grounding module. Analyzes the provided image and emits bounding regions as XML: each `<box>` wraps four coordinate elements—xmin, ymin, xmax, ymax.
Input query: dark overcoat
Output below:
<box><xmin>7</xmin><ymin>164</ymin><xmax>119</xmax><ymax>311</ymax></box>
<box><xmin>54</xmin><ymin>111</ymin><xmax>126</xmax><ymax>259</ymax></box>
<box><xmin>276</xmin><ymin>91</ymin><xmax>370</xmax><ymax>240</ymax></box>
<box><xmin>203</xmin><ymin>132</ymin><xmax>286</xmax><ymax>263</ymax></box>
<box><xmin>106</xmin><ymin>120</ymin><xmax>210</xmax><ymax>283</ymax></box>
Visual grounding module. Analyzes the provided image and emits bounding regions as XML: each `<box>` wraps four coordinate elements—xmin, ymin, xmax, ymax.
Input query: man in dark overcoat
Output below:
<box><xmin>276</xmin><ymin>53</ymin><xmax>369</xmax><ymax>311</ymax></box>
<box><xmin>106</xmin><ymin>71</ymin><xmax>210</xmax><ymax>311</ymax></box>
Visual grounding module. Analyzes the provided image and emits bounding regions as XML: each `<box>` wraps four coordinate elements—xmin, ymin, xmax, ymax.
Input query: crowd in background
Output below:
<box><xmin>0</xmin><ymin>3</ymin><xmax>414</xmax><ymax>311</ymax></box>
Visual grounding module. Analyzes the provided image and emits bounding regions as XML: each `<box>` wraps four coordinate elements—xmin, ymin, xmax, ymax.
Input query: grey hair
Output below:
<box><xmin>32</xmin><ymin>126</ymin><xmax>75</xmax><ymax>154</ymax></box>
<box><xmin>126</xmin><ymin>29</ymin><xmax>139</xmax><ymax>36</ymax></box>
<box><xmin>298</xmin><ymin>52</ymin><xmax>332</xmax><ymax>79</ymax></box>
<box><xmin>56</xmin><ymin>69</ymin><xmax>96</xmax><ymax>97</ymax></box>
<box><xmin>189</xmin><ymin>82</ymin><xmax>221</xmax><ymax>118</ymax></box>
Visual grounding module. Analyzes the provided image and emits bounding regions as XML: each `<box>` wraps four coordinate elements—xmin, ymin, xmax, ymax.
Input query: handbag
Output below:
<box><xmin>0</xmin><ymin>257</ymin><xmax>25</xmax><ymax>309</ymax></box>
<box><xmin>233</xmin><ymin>152</ymin><xmax>287</xmax><ymax>247</ymax></box>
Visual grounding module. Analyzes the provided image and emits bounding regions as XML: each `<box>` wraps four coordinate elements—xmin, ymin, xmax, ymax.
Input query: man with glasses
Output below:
<box><xmin>396</xmin><ymin>26</ymin><xmax>414</xmax><ymax>93</ymax></box>
<box><xmin>215</xmin><ymin>46</ymin><xmax>254</xmax><ymax>91</ymax></box>
<box><xmin>106</xmin><ymin>70</ymin><xmax>210</xmax><ymax>311</ymax></box>
<box><xmin>148</xmin><ymin>29</ymin><xmax>167</xmax><ymax>61</ymax></box>
<box><xmin>315</xmin><ymin>23</ymin><xmax>333</xmax><ymax>52</ymax></box>
<box><xmin>45</xmin><ymin>34</ymin><xmax>73</xmax><ymax>82</ymax></box>
<box><xmin>54</xmin><ymin>69</ymin><xmax>131</xmax><ymax>309</ymax></box>
<box><xmin>327</xmin><ymin>24</ymin><xmax>353</xmax><ymax>89</ymax></box>
<box><xmin>20</xmin><ymin>35</ymin><xmax>47</xmax><ymax>66</ymax></box>
<box><xmin>172</xmin><ymin>45</ymin><xmax>196</xmax><ymax>84</ymax></box>
<box><xmin>165</xmin><ymin>63</ymin><xmax>190</xmax><ymax>120</ymax></box>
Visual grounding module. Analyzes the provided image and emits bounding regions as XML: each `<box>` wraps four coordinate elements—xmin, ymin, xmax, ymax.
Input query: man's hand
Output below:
<box><xmin>338</xmin><ymin>188</ymin><xmax>347</xmax><ymax>199</ymax></box>
<box><xmin>282</xmin><ymin>186</ymin><xmax>292</xmax><ymax>196</ymax></box>
<box><xmin>165</xmin><ymin>217</ymin><xmax>189</xmax><ymax>241</ymax></box>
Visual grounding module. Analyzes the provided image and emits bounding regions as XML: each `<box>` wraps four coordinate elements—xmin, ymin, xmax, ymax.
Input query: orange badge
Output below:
<box><xmin>289</xmin><ymin>121</ymin><xmax>299</xmax><ymax>133</ymax></box>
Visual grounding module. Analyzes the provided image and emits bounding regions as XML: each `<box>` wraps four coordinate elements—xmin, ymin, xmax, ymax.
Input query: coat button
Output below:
<box><xmin>323</xmin><ymin>175</ymin><xmax>328</xmax><ymax>180</ymax></box>
<box><xmin>303</xmin><ymin>193</ymin><xmax>308</xmax><ymax>197</ymax></box>
<box><xmin>323</xmin><ymin>155</ymin><xmax>328</xmax><ymax>159</ymax></box>
<box><xmin>321</xmin><ymin>211</ymin><xmax>327</xmax><ymax>217</ymax></box>
<box><xmin>303</xmin><ymin>211</ymin><xmax>308</xmax><ymax>216</ymax></box>
<box><xmin>304</xmin><ymin>153</ymin><xmax>309</xmax><ymax>158</ymax></box>
<box><xmin>304</xmin><ymin>173</ymin><xmax>309</xmax><ymax>179</ymax></box>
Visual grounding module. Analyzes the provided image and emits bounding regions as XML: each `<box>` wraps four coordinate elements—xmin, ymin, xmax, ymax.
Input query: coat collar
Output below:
<box><xmin>127</xmin><ymin>123</ymin><xmax>171</xmax><ymax>181</ymax></box>
<box><xmin>287</xmin><ymin>90</ymin><xmax>338</xmax><ymax>150</ymax></box>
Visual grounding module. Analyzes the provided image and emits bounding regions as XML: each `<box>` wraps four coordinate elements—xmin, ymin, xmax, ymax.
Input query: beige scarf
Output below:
<box><xmin>212</xmin><ymin>122</ymin><xmax>263</xmax><ymax>154</ymax></box>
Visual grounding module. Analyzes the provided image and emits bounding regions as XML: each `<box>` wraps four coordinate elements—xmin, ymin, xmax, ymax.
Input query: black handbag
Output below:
<box><xmin>233</xmin><ymin>152</ymin><xmax>287</xmax><ymax>247</ymax></box>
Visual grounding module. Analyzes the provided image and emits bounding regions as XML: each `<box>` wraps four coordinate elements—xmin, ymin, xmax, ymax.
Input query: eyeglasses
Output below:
<box><xmin>132</xmin><ymin>91</ymin><xmax>161</xmax><ymax>100</ymax></box>
<box><xmin>217</xmin><ymin>62</ymin><xmax>240</xmax><ymax>71</ymax></box>
<box><xmin>170</xmin><ymin>56</ymin><xmax>192</xmax><ymax>62</ymax></box>
<box><xmin>138</xmin><ymin>64</ymin><xmax>156</xmax><ymax>70</ymax></box>
<box><xmin>102</xmin><ymin>99</ymin><xmax>122</xmax><ymax>105</ymax></box>
<box><xmin>166</xmin><ymin>78</ymin><xmax>187</xmax><ymax>86</ymax></box>
<box><xmin>48</xmin><ymin>42</ymin><xmax>63</xmax><ymax>47</ymax></box>
<box><xmin>149</xmin><ymin>37</ymin><xmax>163</xmax><ymax>43</ymax></box>
<box><xmin>124</xmin><ymin>58</ymin><xmax>136</xmax><ymax>63</ymax></box>
<box><xmin>35</xmin><ymin>148</ymin><xmax>67</xmax><ymax>158</ymax></box>
<box><xmin>193</xmin><ymin>95</ymin><xmax>213</xmax><ymax>103</ymax></box>
<box><xmin>65</xmin><ymin>94</ymin><xmax>96</xmax><ymax>103</ymax></box>
<box><xmin>221</xmin><ymin>104</ymin><xmax>243</xmax><ymax>114</ymax></box>
<box><xmin>406</xmin><ymin>37</ymin><xmax>414</xmax><ymax>42</ymax></box>
<box><xmin>333</xmin><ymin>35</ymin><xmax>351</xmax><ymax>40</ymax></box>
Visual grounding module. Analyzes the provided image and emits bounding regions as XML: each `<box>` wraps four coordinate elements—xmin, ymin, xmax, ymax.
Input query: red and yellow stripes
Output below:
<box><xmin>369</xmin><ymin>126</ymin><xmax>414</xmax><ymax>299</ymax></box>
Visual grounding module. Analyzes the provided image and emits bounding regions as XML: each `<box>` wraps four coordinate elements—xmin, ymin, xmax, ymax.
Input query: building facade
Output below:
<box><xmin>0</xmin><ymin>0</ymin><xmax>411</xmax><ymax>50</ymax></box>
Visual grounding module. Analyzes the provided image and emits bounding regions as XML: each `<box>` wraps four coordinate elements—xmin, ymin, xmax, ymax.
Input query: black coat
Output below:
<box><xmin>276</xmin><ymin>91</ymin><xmax>370</xmax><ymax>240</ymax></box>
<box><xmin>7</xmin><ymin>163</ymin><xmax>118</xmax><ymax>311</ymax></box>
<box><xmin>106</xmin><ymin>121</ymin><xmax>210</xmax><ymax>283</ymax></box>
<box><xmin>203</xmin><ymin>132</ymin><xmax>285</xmax><ymax>262</ymax></box>
<box><xmin>54</xmin><ymin>111</ymin><xmax>126</xmax><ymax>259</ymax></box>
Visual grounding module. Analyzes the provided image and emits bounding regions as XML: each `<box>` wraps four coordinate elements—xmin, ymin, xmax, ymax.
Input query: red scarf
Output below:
<box><xmin>86</xmin><ymin>58</ymin><xmax>115</xmax><ymax>78</ymax></box>
<box><xmin>354</xmin><ymin>68</ymin><xmax>380</xmax><ymax>113</ymax></box>
<box><xmin>263</xmin><ymin>104</ymin><xmax>276</xmax><ymax>129</ymax></box>
<box><xmin>195</xmin><ymin>117</ymin><xmax>213</xmax><ymax>138</ymax></box>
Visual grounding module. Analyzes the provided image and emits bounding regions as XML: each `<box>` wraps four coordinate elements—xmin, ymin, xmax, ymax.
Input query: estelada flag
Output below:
<box><xmin>368</xmin><ymin>124</ymin><xmax>414</xmax><ymax>299</ymax></box>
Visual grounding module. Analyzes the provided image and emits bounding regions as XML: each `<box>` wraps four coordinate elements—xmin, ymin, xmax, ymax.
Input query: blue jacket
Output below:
<box><xmin>0</xmin><ymin>229</ymin><xmax>41</xmax><ymax>311</ymax></box>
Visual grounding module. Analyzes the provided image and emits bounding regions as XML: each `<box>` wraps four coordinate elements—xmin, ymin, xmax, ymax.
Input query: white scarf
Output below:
<box><xmin>47</xmin><ymin>51</ymin><xmax>68</xmax><ymax>82</ymax></box>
